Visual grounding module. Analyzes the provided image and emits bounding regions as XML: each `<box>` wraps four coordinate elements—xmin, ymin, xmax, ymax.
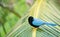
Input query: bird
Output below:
<box><xmin>28</xmin><ymin>16</ymin><xmax>57</xmax><ymax>28</ymax></box>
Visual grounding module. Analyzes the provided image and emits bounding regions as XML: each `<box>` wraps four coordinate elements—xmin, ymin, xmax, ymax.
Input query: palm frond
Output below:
<box><xmin>6</xmin><ymin>0</ymin><xmax>60</xmax><ymax>37</ymax></box>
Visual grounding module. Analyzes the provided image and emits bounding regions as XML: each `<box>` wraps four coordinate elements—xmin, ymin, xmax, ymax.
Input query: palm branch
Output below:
<box><xmin>6</xmin><ymin>0</ymin><xmax>60</xmax><ymax>37</ymax></box>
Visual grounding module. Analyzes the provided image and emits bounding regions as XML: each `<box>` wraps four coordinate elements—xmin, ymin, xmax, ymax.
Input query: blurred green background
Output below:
<box><xmin>0</xmin><ymin>0</ymin><xmax>29</xmax><ymax>37</ymax></box>
<box><xmin>0</xmin><ymin>0</ymin><xmax>60</xmax><ymax>37</ymax></box>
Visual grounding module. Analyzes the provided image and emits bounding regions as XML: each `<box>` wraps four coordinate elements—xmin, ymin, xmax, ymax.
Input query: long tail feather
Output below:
<box><xmin>45</xmin><ymin>22</ymin><xmax>57</xmax><ymax>26</ymax></box>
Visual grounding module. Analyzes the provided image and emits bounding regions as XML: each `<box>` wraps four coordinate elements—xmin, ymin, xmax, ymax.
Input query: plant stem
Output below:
<box><xmin>32</xmin><ymin>27</ymin><xmax>37</xmax><ymax>37</ymax></box>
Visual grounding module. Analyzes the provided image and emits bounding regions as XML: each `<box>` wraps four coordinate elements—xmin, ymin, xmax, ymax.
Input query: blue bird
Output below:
<box><xmin>28</xmin><ymin>16</ymin><xmax>56</xmax><ymax>28</ymax></box>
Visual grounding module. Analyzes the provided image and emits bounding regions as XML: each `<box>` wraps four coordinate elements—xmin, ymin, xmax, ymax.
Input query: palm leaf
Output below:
<box><xmin>0</xmin><ymin>0</ymin><xmax>29</xmax><ymax>37</ymax></box>
<box><xmin>6</xmin><ymin>0</ymin><xmax>60</xmax><ymax>37</ymax></box>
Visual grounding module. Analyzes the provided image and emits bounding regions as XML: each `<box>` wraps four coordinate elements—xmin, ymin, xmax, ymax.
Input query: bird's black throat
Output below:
<box><xmin>28</xmin><ymin>16</ymin><xmax>39</xmax><ymax>28</ymax></box>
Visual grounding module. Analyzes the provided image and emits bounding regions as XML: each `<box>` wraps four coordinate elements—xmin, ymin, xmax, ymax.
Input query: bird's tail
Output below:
<box><xmin>45</xmin><ymin>22</ymin><xmax>57</xmax><ymax>26</ymax></box>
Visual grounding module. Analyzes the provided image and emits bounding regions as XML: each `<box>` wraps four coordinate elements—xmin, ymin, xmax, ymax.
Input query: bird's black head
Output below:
<box><xmin>28</xmin><ymin>16</ymin><xmax>33</xmax><ymax>26</ymax></box>
<box><xmin>28</xmin><ymin>16</ymin><xmax>39</xmax><ymax>28</ymax></box>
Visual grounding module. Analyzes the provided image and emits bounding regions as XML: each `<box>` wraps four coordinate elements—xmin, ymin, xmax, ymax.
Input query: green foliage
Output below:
<box><xmin>0</xmin><ymin>0</ymin><xmax>60</xmax><ymax>37</ymax></box>
<box><xmin>0</xmin><ymin>0</ymin><xmax>29</xmax><ymax>37</ymax></box>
